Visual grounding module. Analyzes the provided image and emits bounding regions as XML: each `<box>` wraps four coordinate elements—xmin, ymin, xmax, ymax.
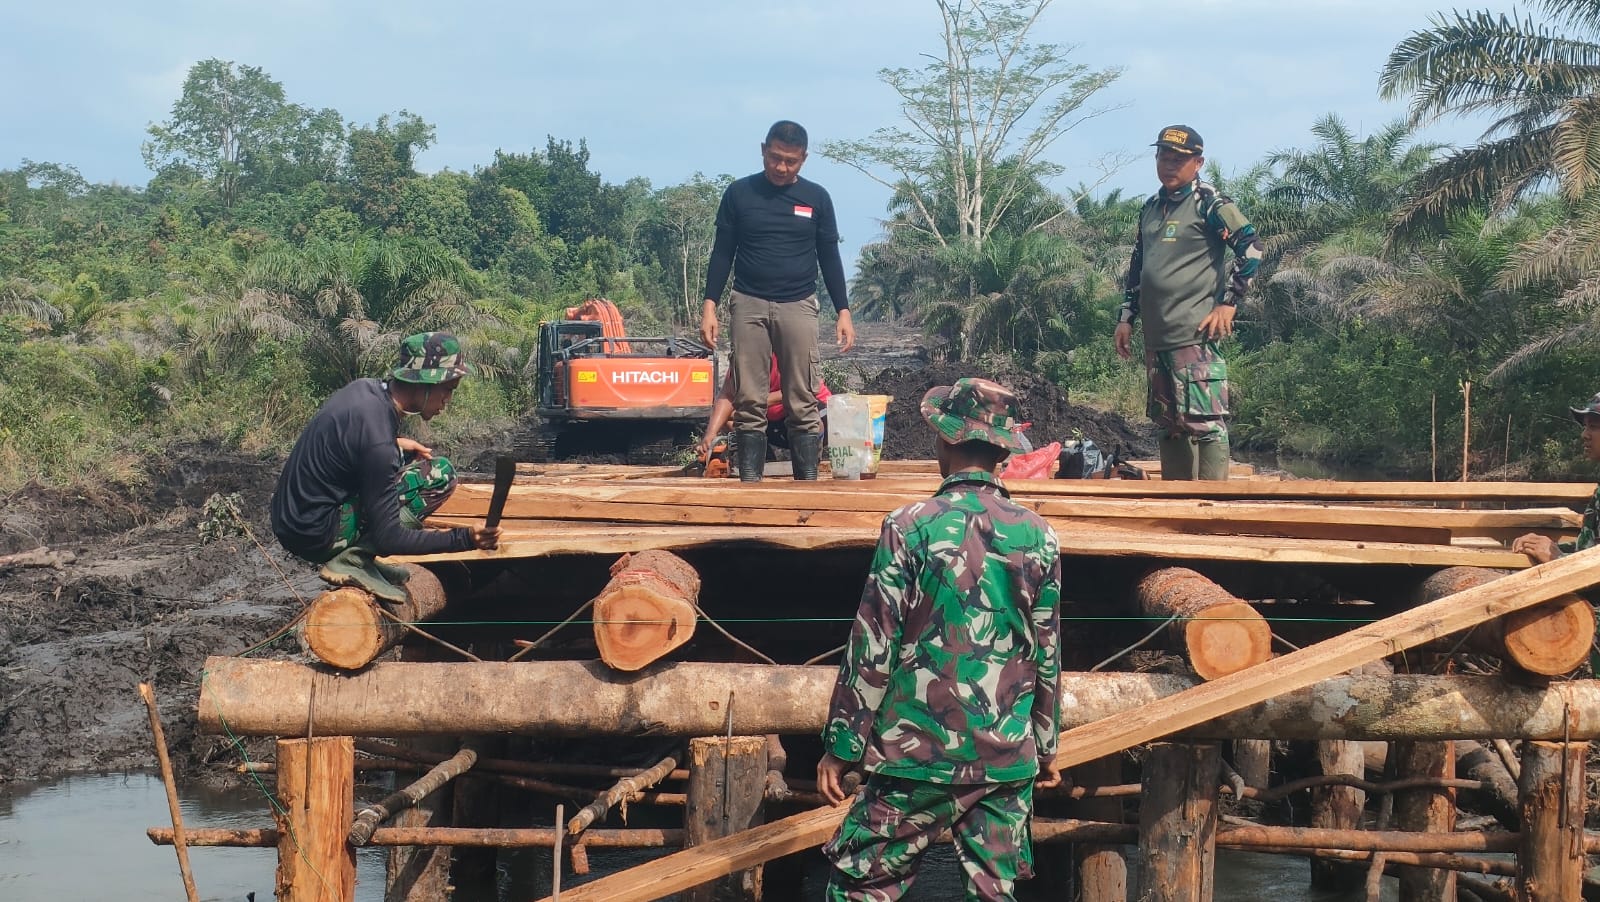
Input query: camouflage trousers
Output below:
<box><xmin>318</xmin><ymin>457</ymin><xmax>459</xmax><ymax>561</ymax></box>
<box><xmin>1146</xmin><ymin>340</ymin><xmax>1229</xmax><ymax>441</ymax></box>
<box><xmin>823</xmin><ymin>774</ymin><xmax>1034</xmax><ymax>902</ymax></box>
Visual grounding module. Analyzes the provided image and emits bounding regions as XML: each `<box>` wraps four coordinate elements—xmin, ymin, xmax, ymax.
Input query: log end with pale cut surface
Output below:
<box><xmin>1185</xmin><ymin>601</ymin><xmax>1272</xmax><ymax>680</ymax></box>
<box><xmin>1500</xmin><ymin>594</ymin><xmax>1595</xmax><ymax>676</ymax></box>
<box><xmin>302</xmin><ymin>587</ymin><xmax>391</xmax><ymax>670</ymax></box>
<box><xmin>594</xmin><ymin>587</ymin><xmax>697</xmax><ymax>671</ymax></box>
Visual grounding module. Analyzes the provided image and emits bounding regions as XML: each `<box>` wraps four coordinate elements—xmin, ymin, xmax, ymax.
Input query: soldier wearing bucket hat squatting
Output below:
<box><xmin>271</xmin><ymin>332</ymin><xmax>500</xmax><ymax>602</ymax></box>
<box><xmin>1512</xmin><ymin>391</ymin><xmax>1600</xmax><ymax>563</ymax></box>
<box><xmin>1114</xmin><ymin>125</ymin><xmax>1264</xmax><ymax>480</ymax></box>
<box><xmin>817</xmin><ymin>377</ymin><xmax>1062</xmax><ymax>901</ymax></box>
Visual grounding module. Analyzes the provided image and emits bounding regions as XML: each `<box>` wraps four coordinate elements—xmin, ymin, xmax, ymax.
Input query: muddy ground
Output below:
<box><xmin>0</xmin><ymin>325</ymin><xmax>1153</xmax><ymax>783</ymax></box>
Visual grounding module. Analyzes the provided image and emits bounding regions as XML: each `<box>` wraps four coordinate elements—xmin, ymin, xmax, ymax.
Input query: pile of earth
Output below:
<box><xmin>864</xmin><ymin>361</ymin><xmax>1155</xmax><ymax>461</ymax></box>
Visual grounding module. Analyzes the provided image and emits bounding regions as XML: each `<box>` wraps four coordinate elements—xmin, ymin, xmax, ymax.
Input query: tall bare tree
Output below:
<box><xmin>822</xmin><ymin>0</ymin><xmax>1122</xmax><ymax>251</ymax></box>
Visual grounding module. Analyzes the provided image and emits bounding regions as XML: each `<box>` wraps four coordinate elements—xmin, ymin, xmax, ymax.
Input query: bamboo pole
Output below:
<box><xmin>567</xmin><ymin>754</ymin><xmax>680</xmax><ymax>835</ymax></box>
<box><xmin>138</xmin><ymin>683</ymin><xmax>200</xmax><ymax>902</ymax></box>
<box><xmin>350</xmin><ymin>743</ymin><xmax>478</xmax><ymax>846</ymax></box>
<box><xmin>1463</xmin><ymin>380</ymin><xmax>1473</xmax><ymax>483</ymax></box>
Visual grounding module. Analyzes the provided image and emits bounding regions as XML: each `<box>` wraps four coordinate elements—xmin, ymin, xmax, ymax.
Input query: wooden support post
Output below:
<box><xmin>1232</xmin><ymin>740</ymin><xmax>1271</xmax><ymax>791</ymax></box>
<box><xmin>301</xmin><ymin>564</ymin><xmax>448</xmax><ymax>670</ymax></box>
<box><xmin>1413</xmin><ymin>568</ymin><xmax>1594</xmax><ymax>676</ymax></box>
<box><xmin>1134</xmin><ymin>568</ymin><xmax>1271</xmax><ymax>680</ymax></box>
<box><xmin>1393</xmin><ymin>740</ymin><xmax>1455</xmax><ymax>901</ymax></box>
<box><xmin>1074</xmin><ymin>755</ymin><xmax>1128</xmax><ymax>902</ymax></box>
<box><xmin>684</xmin><ymin>736</ymin><xmax>768</xmax><ymax>902</ymax></box>
<box><xmin>450</xmin><ymin>737</ymin><xmax>505</xmax><ymax>899</ymax></box>
<box><xmin>1516</xmin><ymin>740</ymin><xmax>1587</xmax><ymax>901</ymax></box>
<box><xmin>274</xmin><ymin>736</ymin><xmax>355</xmax><ymax>902</ymax></box>
<box><xmin>594</xmin><ymin>549</ymin><xmax>700</xmax><ymax>671</ymax></box>
<box><xmin>1309</xmin><ymin>740</ymin><xmax>1366</xmax><ymax>891</ymax></box>
<box><xmin>384</xmin><ymin>645</ymin><xmax>460</xmax><ymax>901</ymax></box>
<box><xmin>1135</xmin><ymin>742</ymin><xmax>1219</xmax><ymax>901</ymax></box>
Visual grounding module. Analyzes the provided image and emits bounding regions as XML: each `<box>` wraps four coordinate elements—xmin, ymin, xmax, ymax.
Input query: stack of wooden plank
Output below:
<box><xmin>406</xmin><ymin>464</ymin><xmax>1589</xmax><ymax>570</ymax></box>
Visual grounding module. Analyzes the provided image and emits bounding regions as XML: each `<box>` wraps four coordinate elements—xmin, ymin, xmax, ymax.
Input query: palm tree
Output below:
<box><xmin>199</xmin><ymin>235</ymin><xmax>490</xmax><ymax>394</ymax></box>
<box><xmin>1378</xmin><ymin>1</ymin><xmax>1600</xmax><ymax>231</ymax></box>
<box><xmin>1265</xmin><ymin>115</ymin><xmax>1442</xmax><ymax>258</ymax></box>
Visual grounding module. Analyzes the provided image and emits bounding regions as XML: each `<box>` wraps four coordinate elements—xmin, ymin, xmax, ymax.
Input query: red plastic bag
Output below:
<box><xmin>999</xmin><ymin>441</ymin><xmax>1061</xmax><ymax>480</ymax></box>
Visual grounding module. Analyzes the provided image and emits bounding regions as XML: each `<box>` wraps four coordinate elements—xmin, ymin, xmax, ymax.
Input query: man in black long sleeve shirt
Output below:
<box><xmin>271</xmin><ymin>332</ymin><xmax>499</xmax><ymax>601</ymax></box>
<box><xmin>699</xmin><ymin>120</ymin><xmax>855</xmax><ymax>482</ymax></box>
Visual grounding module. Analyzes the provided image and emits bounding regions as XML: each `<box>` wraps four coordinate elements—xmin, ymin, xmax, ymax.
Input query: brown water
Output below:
<box><xmin>1</xmin><ymin>772</ymin><xmax>1404</xmax><ymax>901</ymax></box>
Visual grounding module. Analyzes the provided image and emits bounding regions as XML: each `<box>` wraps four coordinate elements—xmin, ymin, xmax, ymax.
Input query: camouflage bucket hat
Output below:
<box><xmin>920</xmin><ymin>377</ymin><xmax>1029</xmax><ymax>451</ymax></box>
<box><xmin>1570</xmin><ymin>392</ymin><xmax>1600</xmax><ymax>423</ymax></box>
<box><xmin>393</xmin><ymin>332</ymin><xmax>471</xmax><ymax>384</ymax></box>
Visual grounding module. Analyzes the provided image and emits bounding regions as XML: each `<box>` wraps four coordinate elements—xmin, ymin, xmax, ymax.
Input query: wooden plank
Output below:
<box><xmin>440</xmin><ymin>482</ymin><xmax>1582</xmax><ymax>533</ymax></box>
<box><xmin>534</xmin><ymin>805</ymin><xmax>846</xmax><ymax>902</ymax></box>
<box><xmin>410</xmin><ymin>521</ymin><xmax>1531</xmax><ymax>569</ymax></box>
<box><xmin>1048</xmin><ymin>547</ymin><xmax>1600</xmax><ymax>772</ymax></box>
<box><xmin>578</xmin><ymin>475</ymin><xmax>1595</xmax><ymax>505</ymax></box>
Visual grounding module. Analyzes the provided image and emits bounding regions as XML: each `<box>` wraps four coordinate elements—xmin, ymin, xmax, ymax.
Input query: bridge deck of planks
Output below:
<box><xmin>402</xmin><ymin>461</ymin><xmax>1588</xmax><ymax>571</ymax></box>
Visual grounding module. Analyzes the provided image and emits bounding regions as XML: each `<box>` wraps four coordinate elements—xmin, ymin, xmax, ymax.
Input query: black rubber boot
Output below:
<box><xmin>736</xmin><ymin>431</ymin><xmax>767</xmax><ymax>482</ymax></box>
<box><xmin>789</xmin><ymin>430</ymin><xmax>822</xmax><ymax>480</ymax></box>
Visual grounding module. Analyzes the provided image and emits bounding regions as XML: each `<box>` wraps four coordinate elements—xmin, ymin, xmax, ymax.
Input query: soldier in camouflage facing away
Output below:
<box><xmin>1114</xmin><ymin>125</ymin><xmax>1263</xmax><ymax>481</ymax></box>
<box><xmin>271</xmin><ymin>332</ymin><xmax>499</xmax><ymax>602</ymax></box>
<box><xmin>817</xmin><ymin>377</ymin><xmax>1063</xmax><ymax>902</ymax></box>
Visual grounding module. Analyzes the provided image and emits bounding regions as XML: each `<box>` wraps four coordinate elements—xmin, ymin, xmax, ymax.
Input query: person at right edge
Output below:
<box><xmin>699</xmin><ymin>120</ymin><xmax>855</xmax><ymax>482</ymax></box>
<box><xmin>1114</xmin><ymin>124</ymin><xmax>1263</xmax><ymax>480</ymax></box>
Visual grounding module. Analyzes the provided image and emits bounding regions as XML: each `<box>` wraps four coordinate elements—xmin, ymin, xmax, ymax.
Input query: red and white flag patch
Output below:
<box><xmin>793</xmin><ymin>205</ymin><xmax>813</xmax><ymax>218</ymax></box>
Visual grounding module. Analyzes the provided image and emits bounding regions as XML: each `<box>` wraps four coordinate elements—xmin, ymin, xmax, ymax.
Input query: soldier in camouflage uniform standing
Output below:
<box><xmin>1114</xmin><ymin>125</ymin><xmax>1263</xmax><ymax>480</ymax></box>
<box><xmin>1512</xmin><ymin>392</ymin><xmax>1600</xmax><ymax>563</ymax></box>
<box><xmin>271</xmin><ymin>332</ymin><xmax>499</xmax><ymax>602</ymax></box>
<box><xmin>817</xmin><ymin>377</ymin><xmax>1063</xmax><ymax>901</ymax></box>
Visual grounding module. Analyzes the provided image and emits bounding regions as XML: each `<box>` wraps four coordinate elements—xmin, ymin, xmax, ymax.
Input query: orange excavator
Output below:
<box><xmin>530</xmin><ymin>298</ymin><xmax>717</xmax><ymax>461</ymax></box>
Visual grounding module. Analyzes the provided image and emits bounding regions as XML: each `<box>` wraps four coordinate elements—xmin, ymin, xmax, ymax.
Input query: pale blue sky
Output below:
<box><xmin>3</xmin><ymin>0</ymin><xmax>1513</xmax><ymax>272</ymax></box>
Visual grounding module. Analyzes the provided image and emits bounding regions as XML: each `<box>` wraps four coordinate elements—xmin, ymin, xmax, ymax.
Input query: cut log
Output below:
<box><xmin>1413</xmin><ymin>567</ymin><xmax>1595</xmax><ymax>676</ymax></box>
<box><xmin>274</xmin><ymin>737</ymin><xmax>354</xmax><ymax>902</ymax></box>
<box><xmin>593</xmin><ymin>550</ymin><xmax>699</xmax><ymax>671</ymax></box>
<box><xmin>1454</xmin><ymin>740</ymin><xmax>1520</xmax><ymax>830</ymax></box>
<box><xmin>1135</xmin><ymin>742</ymin><xmax>1218</xmax><ymax>901</ymax></box>
<box><xmin>198</xmin><ymin>657</ymin><xmax>1600</xmax><ymax>741</ymax></box>
<box><xmin>684</xmin><ymin>736</ymin><xmax>768</xmax><ymax>902</ymax></box>
<box><xmin>1050</xmin><ymin>548</ymin><xmax>1600</xmax><ymax>772</ymax></box>
<box><xmin>1517</xmin><ymin>740</ymin><xmax>1587</xmax><ymax>902</ymax></box>
<box><xmin>1392</xmin><ymin>739</ymin><xmax>1456</xmax><ymax>900</ymax></box>
<box><xmin>300</xmin><ymin>564</ymin><xmax>447</xmax><ymax>670</ymax></box>
<box><xmin>1071</xmin><ymin>755</ymin><xmax>1127</xmax><ymax>902</ymax></box>
<box><xmin>1309</xmin><ymin>740</ymin><xmax>1365</xmax><ymax>890</ymax></box>
<box><xmin>1134</xmin><ymin>568</ymin><xmax>1272</xmax><ymax>680</ymax></box>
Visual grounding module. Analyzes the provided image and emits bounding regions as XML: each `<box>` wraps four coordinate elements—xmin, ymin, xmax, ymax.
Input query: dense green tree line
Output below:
<box><xmin>8</xmin><ymin>0</ymin><xmax>1600</xmax><ymax>492</ymax></box>
<box><xmin>0</xmin><ymin>58</ymin><xmax>729</xmax><ymax>489</ymax></box>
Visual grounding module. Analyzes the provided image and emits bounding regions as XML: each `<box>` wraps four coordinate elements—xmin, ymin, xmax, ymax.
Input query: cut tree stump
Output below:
<box><xmin>1135</xmin><ymin>567</ymin><xmax>1271</xmax><ymax>680</ymax></box>
<box><xmin>594</xmin><ymin>550</ymin><xmax>699</xmax><ymax>671</ymax></box>
<box><xmin>300</xmin><ymin>564</ymin><xmax>446</xmax><ymax>670</ymax></box>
